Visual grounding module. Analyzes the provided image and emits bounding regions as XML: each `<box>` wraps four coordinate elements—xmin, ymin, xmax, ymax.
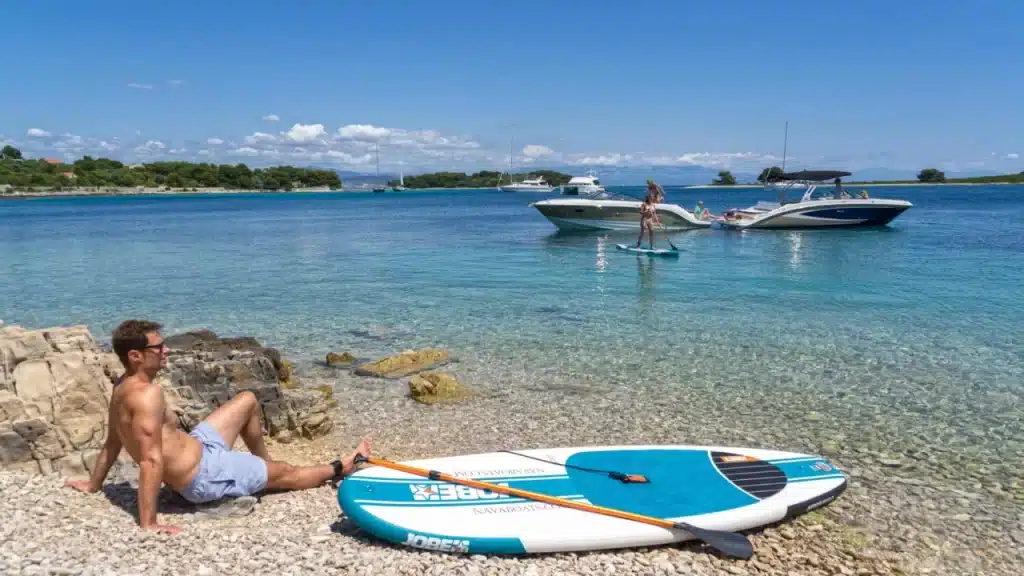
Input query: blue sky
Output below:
<box><xmin>1</xmin><ymin>0</ymin><xmax>1021</xmax><ymax>177</ymax></box>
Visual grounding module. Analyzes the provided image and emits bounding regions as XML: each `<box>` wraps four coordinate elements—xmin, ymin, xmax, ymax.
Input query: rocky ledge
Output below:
<box><xmin>0</xmin><ymin>324</ymin><xmax>334</xmax><ymax>477</ymax></box>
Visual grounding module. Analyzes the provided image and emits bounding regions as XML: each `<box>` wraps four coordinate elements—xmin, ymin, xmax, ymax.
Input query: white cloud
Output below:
<box><xmin>56</xmin><ymin>133</ymin><xmax>86</xmax><ymax>147</ymax></box>
<box><xmin>206</xmin><ymin>138</ymin><xmax>224</xmax><ymax>146</ymax></box>
<box><xmin>169</xmin><ymin>148</ymin><xmax>187</xmax><ymax>155</ymax></box>
<box><xmin>522</xmin><ymin>144</ymin><xmax>555</xmax><ymax>158</ymax></box>
<box><xmin>262</xmin><ymin>114</ymin><xmax>280</xmax><ymax>122</ymax></box>
<box><xmin>676</xmin><ymin>152</ymin><xmax>767</xmax><ymax>167</ymax></box>
<box><xmin>337</xmin><ymin>124</ymin><xmax>392</xmax><ymax>142</ymax></box>
<box><xmin>568</xmin><ymin>153</ymin><xmax>626</xmax><ymax>166</ymax></box>
<box><xmin>134</xmin><ymin>140</ymin><xmax>167</xmax><ymax>156</ymax></box>
<box><xmin>284</xmin><ymin>123</ymin><xmax>326</xmax><ymax>144</ymax></box>
<box><xmin>128</xmin><ymin>82</ymin><xmax>154</xmax><ymax>90</ymax></box>
<box><xmin>198</xmin><ymin>149</ymin><xmax>211</xmax><ymax>156</ymax></box>
<box><xmin>326</xmin><ymin>150</ymin><xmax>373</xmax><ymax>164</ymax></box>
<box><xmin>27</xmin><ymin>128</ymin><xmax>51</xmax><ymax>138</ymax></box>
<box><xmin>167</xmin><ymin>80</ymin><xmax>185</xmax><ymax>88</ymax></box>
<box><xmin>229</xmin><ymin>147</ymin><xmax>261</xmax><ymax>157</ymax></box>
<box><xmin>1005</xmin><ymin>153</ymin><xmax>1019</xmax><ymax>160</ymax></box>
<box><xmin>244</xmin><ymin>132</ymin><xmax>277</xmax><ymax>145</ymax></box>
<box><xmin>99</xmin><ymin>140</ymin><xmax>119</xmax><ymax>151</ymax></box>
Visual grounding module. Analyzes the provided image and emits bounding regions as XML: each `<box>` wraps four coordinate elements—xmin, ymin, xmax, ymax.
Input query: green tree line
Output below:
<box><xmin>393</xmin><ymin>170</ymin><xmax>572</xmax><ymax>189</ymax></box>
<box><xmin>751</xmin><ymin>164</ymin><xmax>1024</xmax><ymax>185</ymax></box>
<box><xmin>0</xmin><ymin>146</ymin><xmax>340</xmax><ymax>192</ymax></box>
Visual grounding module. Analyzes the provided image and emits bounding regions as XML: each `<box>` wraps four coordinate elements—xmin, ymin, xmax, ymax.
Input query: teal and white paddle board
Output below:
<box><xmin>338</xmin><ymin>445</ymin><xmax>847</xmax><ymax>555</ymax></box>
<box><xmin>615</xmin><ymin>244</ymin><xmax>680</xmax><ymax>257</ymax></box>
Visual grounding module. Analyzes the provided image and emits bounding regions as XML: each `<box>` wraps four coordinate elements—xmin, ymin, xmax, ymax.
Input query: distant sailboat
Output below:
<box><xmin>393</xmin><ymin>171</ymin><xmax>407</xmax><ymax>191</ymax></box>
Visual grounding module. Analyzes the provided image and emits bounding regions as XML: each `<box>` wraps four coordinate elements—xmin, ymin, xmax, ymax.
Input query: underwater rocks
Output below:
<box><xmin>353</xmin><ymin>348</ymin><xmax>451</xmax><ymax>378</ymax></box>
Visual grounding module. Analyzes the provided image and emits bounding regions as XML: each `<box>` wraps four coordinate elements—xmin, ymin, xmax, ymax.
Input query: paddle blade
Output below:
<box><xmin>674</xmin><ymin>522</ymin><xmax>754</xmax><ymax>560</ymax></box>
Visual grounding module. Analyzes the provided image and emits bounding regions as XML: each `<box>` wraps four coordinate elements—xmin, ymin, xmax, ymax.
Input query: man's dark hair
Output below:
<box><xmin>111</xmin><ymin>319</ymin><xmax>163</xmax><ymax>367</ymax></box>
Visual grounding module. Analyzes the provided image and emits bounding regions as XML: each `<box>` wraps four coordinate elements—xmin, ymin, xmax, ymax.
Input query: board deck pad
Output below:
<box><xmin>338</xmin><ymin>445</ymin><xmax>847</xmax><ymax>555</ymax></box>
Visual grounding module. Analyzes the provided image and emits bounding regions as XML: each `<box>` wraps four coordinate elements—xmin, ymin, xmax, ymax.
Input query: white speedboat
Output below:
<box><xmin>499</xmin><ymin>176</ymin><xmax>555</xmax><ymax>193</ymax></box>
<box><xmin>530</xmin><ymin>186</ymin><xmax>711</xmax><ymax>232</ymax></box>
<box><xmin>557</xmin><ymin>170</ymin><xmax>605</xmax><ymax>196</ymax></box>
<box><xmin>717</xmin><ymin>170</ymin><xmax>912</xmax><ymax>230</ymax></box>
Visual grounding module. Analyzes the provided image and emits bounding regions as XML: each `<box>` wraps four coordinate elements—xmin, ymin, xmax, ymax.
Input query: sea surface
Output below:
<box><xmin>2</xmin><ymin>185</ymin><xmax>1022</xmax><ymax>478</ymax></box>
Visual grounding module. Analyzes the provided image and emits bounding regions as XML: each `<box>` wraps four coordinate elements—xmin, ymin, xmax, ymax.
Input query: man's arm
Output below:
<box><xmin>127</xmin><ymin>385</ymin><xmax>168</xmax><ymax>530</ymax></box>
<box><xmin>65</xmin><ymin>397</ymin><xmax>123</xmax><ymax>493</ymax></box>
<box><xmin>87</xmin><ymin>401</ymin><xmax>123</xmax><ymax>491</ymax></box>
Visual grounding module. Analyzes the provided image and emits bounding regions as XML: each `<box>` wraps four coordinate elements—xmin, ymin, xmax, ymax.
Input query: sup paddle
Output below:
<box><xmin>653</xmin><ymin>216</ymin><xmax>679</xmax><ymax>251</ymax></box>
<box><xmin>352</xmin><ymin>455</ymin><xmax>754</xmax><ymax>560</ymax></box>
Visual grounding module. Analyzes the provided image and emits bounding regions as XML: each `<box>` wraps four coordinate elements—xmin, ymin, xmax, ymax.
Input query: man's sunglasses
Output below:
<box><xmin>139</xmin><ymin>341</ymin><xmax>167</xmax><ymax>351</ymax></box>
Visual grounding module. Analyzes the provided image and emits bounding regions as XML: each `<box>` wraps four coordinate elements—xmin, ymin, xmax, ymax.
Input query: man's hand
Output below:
<box><xmin>141</xmin><ymin>523</ymin><xmax>182</xmax><ymax>535</ymax></box>
<box><xmin>64</xmin><ymin>479</ymin><xmax>98</xmax><ymax>493</ymax></box>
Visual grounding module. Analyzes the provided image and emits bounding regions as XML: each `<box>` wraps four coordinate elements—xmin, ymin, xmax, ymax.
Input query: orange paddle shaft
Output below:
<box><xmin>357</xmin><ymin>456</ymin><xmax>680</xmax><ymax>531</ymax></box>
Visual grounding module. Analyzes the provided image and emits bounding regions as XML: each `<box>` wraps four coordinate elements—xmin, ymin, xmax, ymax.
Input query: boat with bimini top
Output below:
<box><xmin>716</xmin><ymin>170</ymin><xmax>912</xmax><ymax>230</ymax></box>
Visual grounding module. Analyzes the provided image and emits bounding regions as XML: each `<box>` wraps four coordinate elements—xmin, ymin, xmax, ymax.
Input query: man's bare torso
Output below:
<box><xmin>110</xmin><ymin>376</ymin><xmax>203</xmax><ymax>493</ymax></box>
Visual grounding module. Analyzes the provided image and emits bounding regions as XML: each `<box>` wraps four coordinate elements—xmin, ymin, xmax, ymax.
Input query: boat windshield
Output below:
<box><xmin>562</xmin><ymin>188</ymin><xmax>637</xmax><ymax>201</ymax></box>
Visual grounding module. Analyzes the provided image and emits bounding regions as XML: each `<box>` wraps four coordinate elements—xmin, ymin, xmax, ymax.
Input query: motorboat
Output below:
<box><xmin>499</xmin><ymin>176</ymin><xmax>555</xmax><ymax>193</ymax></box>
<box><xmin>716</xmin><ymin>170</ymin><xmax>912</xmax><ymax>230</ymax></box>
<box><xmin>530</xmin><ymin>185</ymin><xmax>711</xmax><ymax>232</ymax></box>
<box><xmin>557</xmin><ymin>170</ymin><xmax>605</xmax><ymax>196</ymax></box>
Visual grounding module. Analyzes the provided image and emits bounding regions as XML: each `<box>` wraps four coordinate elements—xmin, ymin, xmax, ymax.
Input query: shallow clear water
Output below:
<box><xmin>2</xmin><ymin>186</ymin><xmax>1022</xmax><ymax>478</ymax></box>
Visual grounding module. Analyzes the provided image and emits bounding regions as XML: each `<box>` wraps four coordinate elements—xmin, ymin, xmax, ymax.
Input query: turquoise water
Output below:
<box><xmin>2</xmin><ymin>186</ymin><xmax>1022</xmax><ymax>480</ymax></box>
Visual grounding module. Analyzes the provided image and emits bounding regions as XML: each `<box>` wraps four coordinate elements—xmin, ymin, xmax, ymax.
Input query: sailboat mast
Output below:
<box><xmin>781</xmin><ymin>121</ymin><xmax>788</xmax><ymax>173</ymax></box>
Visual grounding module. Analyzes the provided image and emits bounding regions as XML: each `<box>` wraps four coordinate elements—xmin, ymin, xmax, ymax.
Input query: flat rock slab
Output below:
<box><xmin>354</xmin><ymin>349</ymin><xmax>450</xmax><ymax>378</ymax></box>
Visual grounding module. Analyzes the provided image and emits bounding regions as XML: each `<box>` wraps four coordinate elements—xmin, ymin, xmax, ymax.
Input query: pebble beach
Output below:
<box><xmin>2</xmin><ymin>380</ymin><xmax>1021</xmax><ymax>576</ymax></box>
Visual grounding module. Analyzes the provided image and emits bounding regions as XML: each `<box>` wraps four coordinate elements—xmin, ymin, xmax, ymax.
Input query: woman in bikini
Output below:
<box><xmin>636</xmin><ymin>190</ymin><xmax>661</xmax><ymax>249</ymax></box>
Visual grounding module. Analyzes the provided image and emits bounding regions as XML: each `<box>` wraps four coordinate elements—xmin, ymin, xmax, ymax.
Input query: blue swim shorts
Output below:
<box><xmin>179</xmin><ymin>422</ymin><xmax>268</xmax><ymax>504</ymax></box>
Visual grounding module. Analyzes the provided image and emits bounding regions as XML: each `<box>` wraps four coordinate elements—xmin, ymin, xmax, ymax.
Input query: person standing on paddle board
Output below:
<box><xmin>636</xmin><ymin>189</ymin><xmax>661</xmax><ymax>250</ymax></box>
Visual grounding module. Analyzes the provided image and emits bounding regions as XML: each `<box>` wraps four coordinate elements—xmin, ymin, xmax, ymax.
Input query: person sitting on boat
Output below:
<box><xmin>636</xmin><ymin>193</ymin><xmax>660</xmax><ymax>250</ymax></box>
<box><xmin>834</xmin><ymin>178</ymin><xmax>849</xmax><ymax>199</ymax></box>
<box><xmin>646</xmin><ymin>179</ymin><xmax>664</xmax><ymax>202</ymax></box>
<box><xmin>859</xmin><ymin>189</ymin><xmax>869</xmax><ymax>198</ymax></box>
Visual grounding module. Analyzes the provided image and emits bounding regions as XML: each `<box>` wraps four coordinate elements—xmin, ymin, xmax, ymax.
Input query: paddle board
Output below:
<box><xmin>338</xmin><ymin>445</ymin><xmax>847</xmax><ymax>555</ymax></box>
<box><xmin>615</xmin><ymin>244</ymin><xmax>680</xmax><ymax>257</ymax></box>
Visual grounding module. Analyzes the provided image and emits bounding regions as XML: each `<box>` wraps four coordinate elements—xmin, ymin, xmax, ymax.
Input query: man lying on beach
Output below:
<box><xmin>65</xmin><ymin>319</ymin><xmax>371</xmax><ymax>534</ymax></box>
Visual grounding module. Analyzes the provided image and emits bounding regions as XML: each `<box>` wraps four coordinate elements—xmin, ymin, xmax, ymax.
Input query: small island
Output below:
<box><xmin>390</xmin><ymin>170</ymin><xmax>572</xmax><ymax>189</ymax></box>
<box><xmin>0</xmin><ymin>145</ymin><xmax>341</xmax><ymax>196</ymax></box>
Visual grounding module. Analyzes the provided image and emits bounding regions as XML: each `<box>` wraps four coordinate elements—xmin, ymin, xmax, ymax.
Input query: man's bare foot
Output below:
<box><xmin>64</xmin><ymin>479</ymin><xmax>98</xmax><ymax>493</ymax></box>
<box><xmin>141</xmin><ymin>523</ymin><xmax>182</xmax><ymax>535</ymax></box>
<box><xmin>341</xmin><ymin>439</ymin><xmax>372</xmax><ymax>476</ymax></box>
